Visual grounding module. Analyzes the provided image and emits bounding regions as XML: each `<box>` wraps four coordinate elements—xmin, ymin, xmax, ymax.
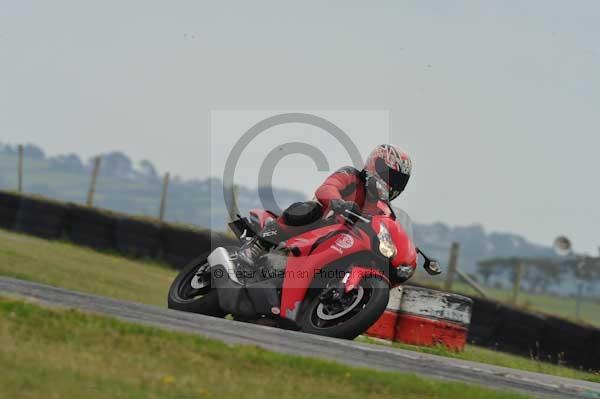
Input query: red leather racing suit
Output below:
<box><xmin>314</xmin><ymin>166</ymin><xmax>380</xmax><ymax>215</ymax></box>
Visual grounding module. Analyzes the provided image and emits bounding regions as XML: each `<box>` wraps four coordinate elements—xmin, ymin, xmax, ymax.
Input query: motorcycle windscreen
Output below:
<box><xmin>392</xmin><ymin>207</ymin><xmax>415</xmax><ymax>244</ymax></box>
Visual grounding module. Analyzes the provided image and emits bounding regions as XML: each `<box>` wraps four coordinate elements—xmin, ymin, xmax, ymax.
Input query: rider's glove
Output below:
<box><xmin>330</xmin><ymin>199</ymin><xmax>361</xmax><ymax>217</ymax></box>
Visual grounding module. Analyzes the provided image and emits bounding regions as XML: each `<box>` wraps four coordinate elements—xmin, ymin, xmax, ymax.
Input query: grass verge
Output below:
<box><xmin>358</xmin><ymin>337</ymin><xmax>600</xmax><ymax>384</ymax></box>
<box><xmin>0</xmin><ymin>229</ymin><xmax>175</xmax><ymax>306</ymax></box>
<box><xmin>0</xmin><ymin>297</ymin><xmax>532</xmax><ymax>399</ymax></box>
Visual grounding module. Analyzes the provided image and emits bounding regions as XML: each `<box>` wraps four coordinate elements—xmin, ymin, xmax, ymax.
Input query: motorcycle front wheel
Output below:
<box><xmin>167</xmin><ymin>252</ymin><xmax>227</xmax><ymax>317</ymax></box>
<box><xmin>298</xmin><ymin>275</ymin><xmax>389</xmax><ymax>340</ymax></box>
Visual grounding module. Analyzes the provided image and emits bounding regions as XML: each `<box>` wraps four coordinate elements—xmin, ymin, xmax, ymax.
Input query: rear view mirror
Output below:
<box><xmin>417</xmin><ymin>247</ymin><xmax>443</xmax><ymax>276</ymax></box>
<box><xmin>424</xmin><ymin>258</ymin><xmax>442</xmax><ymax>275</ymax></box>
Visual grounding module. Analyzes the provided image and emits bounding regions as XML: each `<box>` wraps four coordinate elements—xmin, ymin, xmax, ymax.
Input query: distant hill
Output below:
<box><xmin>2</xmin><ymin>142</ymin><xmax>563</xmax><ymax>281</ymax></box>
<box><xmin>0</xmin><ymin>143</ymin><xmax>303</xmax><ymax>229</ymax></box>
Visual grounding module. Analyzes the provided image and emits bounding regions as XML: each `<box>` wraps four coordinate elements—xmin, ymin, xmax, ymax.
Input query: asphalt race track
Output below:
<box><xmin>1</xmin><ymin>276</ymin><xmax>599</xmax><ymax>399</ymax></box>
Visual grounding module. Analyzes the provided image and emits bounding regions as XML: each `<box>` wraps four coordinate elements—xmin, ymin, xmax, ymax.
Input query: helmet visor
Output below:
<box><xmin>375</xmin><ymin>158</ymin><xmax>409</xmax><ymax>198</ymax></box>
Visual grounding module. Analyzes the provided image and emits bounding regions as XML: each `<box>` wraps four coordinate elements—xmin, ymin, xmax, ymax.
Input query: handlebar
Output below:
<box><xmin>341</xmin><ymin>209</ymin><xmax>370</xmax><ymax>224</ymax></box>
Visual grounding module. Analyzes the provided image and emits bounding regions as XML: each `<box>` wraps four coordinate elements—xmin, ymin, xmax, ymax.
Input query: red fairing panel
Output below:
<box><xmin>249</xmin><ymin>208</ymin><xmax>278</xmax><ymax>229</ymax></box>
<box><xmin>280</xmin><ymin>224</ymin><xmax>371</xmax><ymax>320</ymax></box>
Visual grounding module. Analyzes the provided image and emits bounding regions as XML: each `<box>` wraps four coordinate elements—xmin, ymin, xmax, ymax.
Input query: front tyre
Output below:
<box><xmin>298</xmin><ymin>276</ymin><xmax>389</xmax><ymax>340</ymax></box>
<box><xmin>167</xmin><ymin>252</ymin><xmax>226</xmax><ymax>317</ymax></box>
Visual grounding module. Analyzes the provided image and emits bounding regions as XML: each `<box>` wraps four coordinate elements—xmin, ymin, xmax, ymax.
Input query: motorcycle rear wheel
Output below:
<box><xmin>167</xmin><ymin>252</ymin><xmax>227</xmax><ymax>317</ymax></box>
<box><xmin>298</xmin><ymin>276</ymin><xmax>389</xmax><ymax>340</ymax></box>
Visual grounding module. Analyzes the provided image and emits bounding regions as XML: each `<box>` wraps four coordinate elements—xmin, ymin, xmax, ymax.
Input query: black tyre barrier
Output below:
<box><xmin>211</xmin><ymin>232</ymin><xmax>239</xmax><ymax>249</ymax></box>
<box><xmin>14</xmin><ymin>196</ymin><xmax>68</xmax><ymax>239</ymax></box>
<box><xmin>0</xmin><ymin>191</ymin><xmax>21</xmax><ymax>229</ymax></box>
<box><xmin>159</xmin><ymin>225</ymin><xmax>214</xmax><ymax>268</ymax></box>
<box><xmin>65</xmin><ymin>204</ymin><xmax>118</xmax><ymax>250</ymax></box>
<box><xmin>115</xmin><ymin>217</ymin><xmax>161</xmax><ymax>258</ymax></box>
<box><xmin>493</xmin><ymin>307</ymin><xmax>546</xmax><ymax>355</ymax></box>
<box><xmin>591</xmin><ymin>331</ymin><xmax>600</xmax><ymax>370</ymax></box>
<box><xmin>159</xmin><ymin>225</ymin><xmax>239</xmax><ymax>268</ymax></box>
<box><xmin>468</xmin><ymin>297</ymin><xmax>600</xmax><ymax>371</ymax></box>
<box><xmin>539</xmin><ymin>315</ymin><xmax>595</xmax><ymax>368</ymax></box>
<box><xmin>467</xmin><ymin>298</ymin><xmax>502</xmax><ymax>346</ymax></box>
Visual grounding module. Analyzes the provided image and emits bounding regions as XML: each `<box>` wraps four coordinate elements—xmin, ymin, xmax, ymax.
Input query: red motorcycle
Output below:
<box><xmin>168</xmin><ymin>200</ymin><xmax>441</xmax><ymax>339</ymax></box>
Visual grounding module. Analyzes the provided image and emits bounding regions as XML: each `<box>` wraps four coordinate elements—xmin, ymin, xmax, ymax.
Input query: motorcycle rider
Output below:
<box><xmin>237</xmin><ymin>144</ymin><xmax>413</xmax><ymax>266</ymax></box>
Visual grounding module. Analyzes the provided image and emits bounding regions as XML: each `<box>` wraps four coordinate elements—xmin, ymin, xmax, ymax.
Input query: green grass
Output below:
<box><xmin>0</xmin><ymin>297</ymin><xmax>532</xmax><ymax>399</ymax></box>
<box><xmin>358</xmin><ymin>337</ymin><xmax>600</xmax><ymax>384</ymax></box>
<box><xmin>0</xmin><ymin>228</ymin><xmax>598</xmax><ymax>385</ymax></box>
<box><xmin>0</xmin><ymin>229</ymin><xmax>176</xmax><ymax>306</ymax></box>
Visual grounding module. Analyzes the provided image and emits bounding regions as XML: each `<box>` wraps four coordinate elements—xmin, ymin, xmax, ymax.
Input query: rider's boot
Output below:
<box><xmin>237</xmin><ymin>236</ymin><xmax>273</xmax><ymax>267</ymax></box>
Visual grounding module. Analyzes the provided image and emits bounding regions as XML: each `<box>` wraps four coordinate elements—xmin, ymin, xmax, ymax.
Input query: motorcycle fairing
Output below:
<box><xmin>245</xmin><ymin>277</ymin><xmax>283</xmax><ymax>316</ymax></box>
<box><xmin>210</xmin><ymin>254</ymin><xmax>284</xmax><ymax>318</ymax></box>
<box><xmin>211</xmin><ymin>264</ymin><xmax>256</xmax><ymax>318</ymax></box>
<box><xmin>280</xmin><ymin>222</ymin><xmax>373</xmax><ymax>320</ymax></box>
<box><xmin>249</xmin><ymin>208</ymin><xmax>278</xmax><ymax>230</ymax></box>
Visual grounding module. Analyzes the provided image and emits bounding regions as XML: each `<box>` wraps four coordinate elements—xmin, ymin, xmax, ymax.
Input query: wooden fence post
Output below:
<box><xmin>512</xmin><ymin>261</ymin><xmax>524</xmax><ymax>305</ymax></box>
<box><xmin>159</xmin><ymin>172</ymin><xmax>170</xmax><ymax>222</ymax></box>
<box><xmin>575</xmin><ymin>282</ymin><xmax>583</xmax><ymax>320</ymax></box>
<box><xmin>444</xmin><ymin>242</ymin><xmax>460</xmax><ymax>291</ymax></box>
<box><xmin>17</xmin><ymin>145</ymin><xmax>24</xmax><ymax>193</ymax></box>
<box><xmin>86</xmin><ymin>156</ymin><xmax>102</xmax><ymax>207</ymax></box>
<box><xmin>456</xmin><ymin>269</ymin><xmax>488</xmax><ymax>298</ymax></box>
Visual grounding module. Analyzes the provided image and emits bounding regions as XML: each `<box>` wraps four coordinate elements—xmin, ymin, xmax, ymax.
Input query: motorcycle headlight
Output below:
<box><xmin>377</xmin><ymin>223</ymin><xmax>397</xmax><ymax>258</ymax></box>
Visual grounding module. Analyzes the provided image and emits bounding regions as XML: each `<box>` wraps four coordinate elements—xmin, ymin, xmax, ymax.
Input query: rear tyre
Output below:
<box><xmin>298</xmin><ymin>276</ymin><xmax>389</xmax><ymax>340</ymax></box>
<box><xmin>167</xmin><ymin>253</ymin><xmax>226</xmax><ymax>317</ymax></box>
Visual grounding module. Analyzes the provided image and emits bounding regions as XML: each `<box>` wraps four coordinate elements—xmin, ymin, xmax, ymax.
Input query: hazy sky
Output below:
<box><xmin>1</xmin><ymin>1</ymin><xmax>599</xmax><ymax>253</ymax></box>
